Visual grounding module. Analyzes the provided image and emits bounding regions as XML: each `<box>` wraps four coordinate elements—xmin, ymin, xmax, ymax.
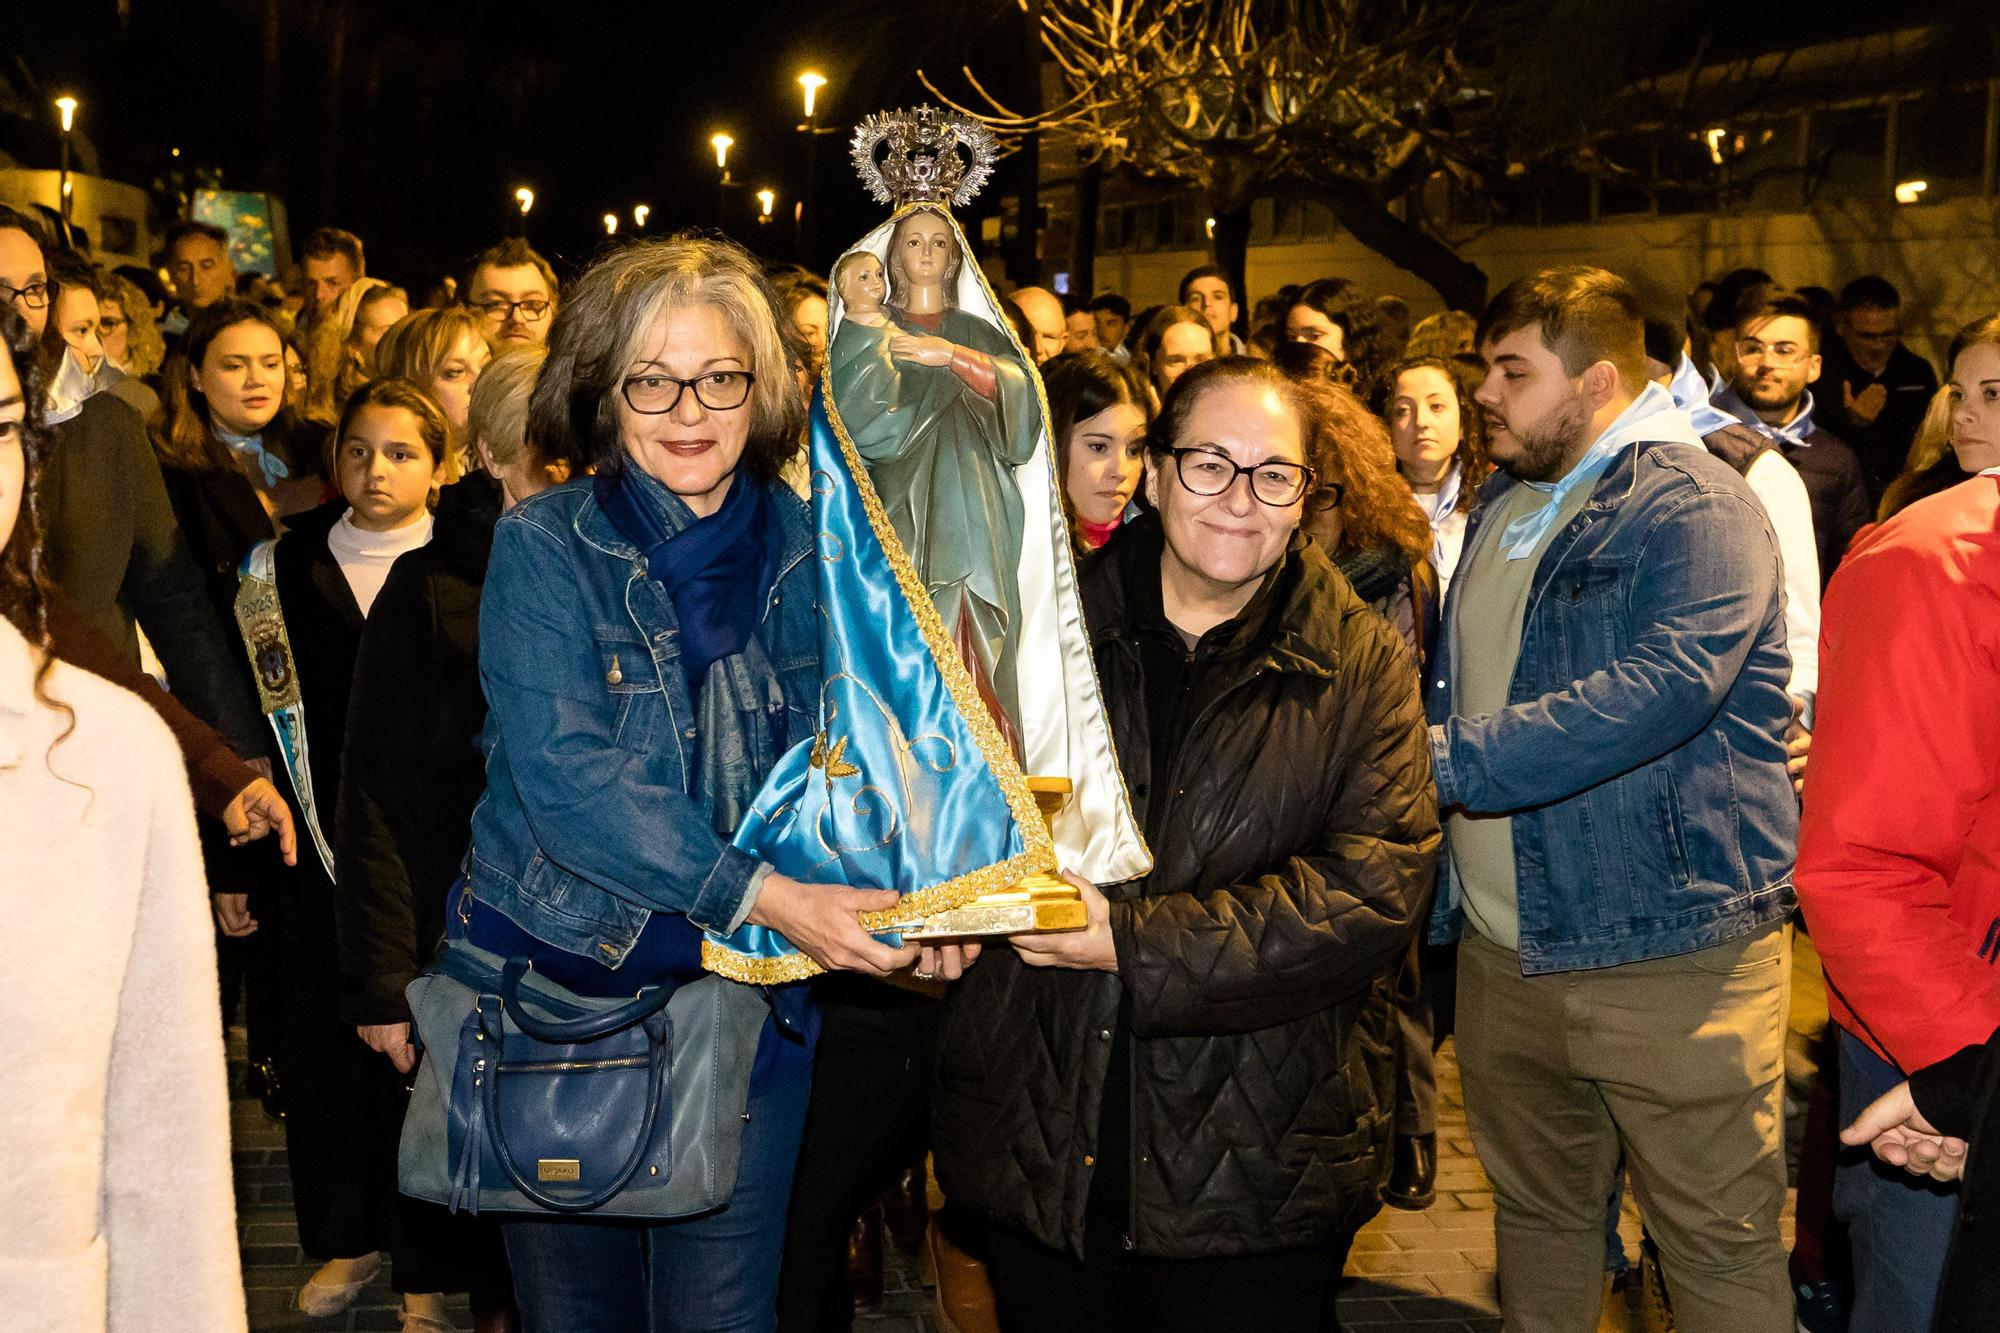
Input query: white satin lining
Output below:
<box><xmin>827</xmin><ymin>213</ymin><xmax>1152</xmax><ymax>885</ymax></box>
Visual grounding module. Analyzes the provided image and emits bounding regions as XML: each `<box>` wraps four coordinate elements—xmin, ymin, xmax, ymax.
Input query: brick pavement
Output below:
<box><xmin>234</xmin><ymin>1038</ymin><xmax>1785</xmax><ymax>1332</ymax></box>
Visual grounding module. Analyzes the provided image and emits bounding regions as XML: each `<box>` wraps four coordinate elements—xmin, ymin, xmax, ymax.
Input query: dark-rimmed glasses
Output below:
<box><xmin>621</xmin><ymin>370</ymin><xmax>756</xmax><ymax>415</ymax></box>
<box><xmin>0</xmin><ymin>280</ymin><xmax>52</xmax><ymax>312</ymax></box>
<box><xmin>475</xmin><ymin>297</ymin><xmax>552</xmax><ymax>324</ymax></box>
<box><xmin>1168</xmin><ymin>446</ymin><xmax>1315</xmax><ymax>507</ymax></box>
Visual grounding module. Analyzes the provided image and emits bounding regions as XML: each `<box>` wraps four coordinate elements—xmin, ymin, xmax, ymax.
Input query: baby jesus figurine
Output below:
<box><xmin>835</xmin><ymin>251</ymin><xmax>889</xmax><ymax>327</ymax></box>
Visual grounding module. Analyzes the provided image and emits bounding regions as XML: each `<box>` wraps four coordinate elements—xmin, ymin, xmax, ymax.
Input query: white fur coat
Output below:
<box><xmin>0</xmin><ymin>618</ymin><xmax>246</xmax><ymax>1332</ymax></box>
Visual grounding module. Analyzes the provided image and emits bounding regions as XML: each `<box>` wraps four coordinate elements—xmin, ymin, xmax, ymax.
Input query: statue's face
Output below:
<box><xmin>891</xmin><ymin>211</ymin><xmax>957</xmax><ymax>291</ymax></box>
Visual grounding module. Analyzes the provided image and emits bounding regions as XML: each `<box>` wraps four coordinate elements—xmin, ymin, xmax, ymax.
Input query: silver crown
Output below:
<box><xmin>850</xmin><ymin>106</ymin><xmax>998</xmax><ymax>210</ymax></box>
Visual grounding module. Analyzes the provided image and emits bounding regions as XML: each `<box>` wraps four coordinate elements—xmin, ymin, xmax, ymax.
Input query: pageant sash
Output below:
<box><xmin>234</xmin><ymin>540</ymin><xmax>336</xmax><ymax>878</ymax></box>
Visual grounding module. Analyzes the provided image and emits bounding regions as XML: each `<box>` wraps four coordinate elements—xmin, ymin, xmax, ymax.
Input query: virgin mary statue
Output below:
<box><xmin>704</xmin><ymin>107</ymin><xmax>1148</xmax><ymax>982</ymax></box>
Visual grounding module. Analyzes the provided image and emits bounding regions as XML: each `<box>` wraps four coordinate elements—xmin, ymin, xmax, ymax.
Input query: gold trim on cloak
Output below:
<box><xmin>702</xmin><ymin>203</ymin><xmax>1073</xmax><ymax>986</ymax></box>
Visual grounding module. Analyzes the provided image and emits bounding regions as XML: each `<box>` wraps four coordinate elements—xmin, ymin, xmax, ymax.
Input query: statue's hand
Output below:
<box><xmin>889</xmin><ymin>334</ymin><xmax>957</xmax><ymax>368</ymax></box>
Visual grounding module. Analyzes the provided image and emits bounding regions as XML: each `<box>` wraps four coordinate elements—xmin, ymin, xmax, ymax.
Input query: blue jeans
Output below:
<box><xmin>503</xmin><ymin>1028</ymin><xmax>813</xmax><ymax>1333</ymax></box>
<box><xmin>1833</xmin><ymin>1028</ymin><xmax>1960</xmax><ymax>1332</ymax></box>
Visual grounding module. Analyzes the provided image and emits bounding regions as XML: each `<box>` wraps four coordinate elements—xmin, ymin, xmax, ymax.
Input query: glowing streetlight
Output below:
<box><xmin>757</xmin><ymin>188</ymin><xmax>777</xmax><ymax>221</ymax></box>
<box><xmin>604</xmin><ymin>212</ymin><xmax>619</xmax><ymax>235</ymax></box>
<box><xmin>54</xmin><ymin>96</ymin><xmax>78</xmax><ymax>225</ymax></box>
<box><xmin>514</xmin><ymin>186</ymin><xmax>535</xmax><ymax>215</ymax></box>
<box><xmin>1895</xmin><ymin>179</ymin><xmax>1929</xmax><ymax>205</ymax></box>
<box><xmin>711</xmin><ymin>133</ymin><xmax>734</xmax><ymax>172</ymax></box>
<box><xmin>798</xmin><ymin>72</ymin><xmax>827</xmax><ymax>121</ymax></box>
<box><xmin>633</xmin><ymin>204</ymin><xmax>650</xmax><ymax>229</ymax></box>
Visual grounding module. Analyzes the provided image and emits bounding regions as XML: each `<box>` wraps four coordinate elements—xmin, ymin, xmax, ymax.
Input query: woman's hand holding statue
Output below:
<box><xmin>749</xmin><ymin>873</ymin><xmax>921</xmax><ymax>977</ymax></box>
<box><xmin>1009</xmin><ymin>870</ymin><xmax>1119</xmax><ymax>972</ymax></box>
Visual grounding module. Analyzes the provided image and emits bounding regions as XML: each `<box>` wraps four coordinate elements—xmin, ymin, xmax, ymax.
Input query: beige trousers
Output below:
<box><xmin>1456</xmin><ymin>926</ymin><xmax>1793</xmax><ymax>1333</ymax></box>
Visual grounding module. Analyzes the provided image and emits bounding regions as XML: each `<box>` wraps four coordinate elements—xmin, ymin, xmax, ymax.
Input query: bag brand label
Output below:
<box><xmin>537</xmin><ymin>1159</ymin><xmax>582</xmax><ymax>1182</ymax></box>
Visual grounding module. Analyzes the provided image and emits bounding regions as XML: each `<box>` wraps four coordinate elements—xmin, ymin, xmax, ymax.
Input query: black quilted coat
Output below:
<box><xmin>933</xmin><ymin>515</ymin><xmax>1440</xmax><ymax>1261</ymax></box>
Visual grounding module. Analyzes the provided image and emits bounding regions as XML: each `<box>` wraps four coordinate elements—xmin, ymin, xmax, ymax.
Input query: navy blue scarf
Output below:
<box><xmin>595</xmin><ymin>465</ymin><xmax>783</xmax><ymax>692</ymax></box>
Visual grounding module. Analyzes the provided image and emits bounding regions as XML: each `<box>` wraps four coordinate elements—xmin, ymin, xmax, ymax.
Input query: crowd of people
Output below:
<box><xmin>0</xmin><ymin>191</ymin><xmax>1994</xmax><ymax>1333</ymax></box>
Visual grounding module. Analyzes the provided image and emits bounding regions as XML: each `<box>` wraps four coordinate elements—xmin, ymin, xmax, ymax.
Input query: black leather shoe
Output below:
<box><xmin>1382</xmin><ymin>1132</ymin><xmax>1436</xmax><ymax>1210</ymax></box>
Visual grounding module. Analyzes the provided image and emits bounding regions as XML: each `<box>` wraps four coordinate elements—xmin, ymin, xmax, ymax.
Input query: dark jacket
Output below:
<box><xmin>40</xmin><ymin>392</ymin><xmax>263</xmax><ymax>756</ymax></box>
<box><xmin>932</xmin><ymin>514</ymin><xmax>1440</xmax><ymax>1261</ymax></box>
<box><xmin>334</xmin><ymin>486</ymin><xmax>494</xmax><ymax>1026</ymax></box>
<box><xmin>1821</xmin><ymin>339</ymin><xmax>1938</xmax><ymax>501</ymax></box>
<box><xmin>1427</xmin><ymin>438</ymin><xmax>1797</xmax><ymax>972</ymax></box>
<box><xmin>158</xmin><ymin>421</ymin><xmax>329</xmax><ymax>634</ymax></box>
<box><xmin>1912</xmin><ymin>1025</ymin><xmax>2000</xmax><ymax>1333</ymax></box>
<box><xmin>1775</xmin><ymin>427</ymin><xmax>1871</xmax><ymax>588</ymax></box>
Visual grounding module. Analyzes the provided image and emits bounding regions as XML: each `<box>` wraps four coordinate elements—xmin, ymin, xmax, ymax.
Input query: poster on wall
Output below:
<box><xmin>190</xmin><ymin>189</ymin><xmax>291</xmax><ymax>277</ymax></box>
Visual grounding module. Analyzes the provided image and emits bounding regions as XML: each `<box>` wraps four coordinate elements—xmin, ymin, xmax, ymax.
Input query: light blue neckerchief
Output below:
<box><xmin>1668</xmin><ymin>353</ymin><xmax>1740</xmax><ymax>437</ymax></box>
<box><xmin>1711</xmin><ymin>381</ymin><xmax>1818</xmax><ymax>449</ymax></box>
<box><xmin>1498</xmin><ymin>381</ymin><xmax>1704</xmax><ymax>561</ymax></box>
<box><xmin>215</xmin><ymin>428</ymin><xmax>292</xmax><ymax>487</ymax></box>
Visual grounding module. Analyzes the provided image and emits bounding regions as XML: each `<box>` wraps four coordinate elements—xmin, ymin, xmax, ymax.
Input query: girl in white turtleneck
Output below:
<box><xmin>244</xmin><ymin>378</ymin><xmax>459</xmax><ymax>1330</ymax></box>
<box><xmin>1386</xmin><ymin>356</ymin><xmax>1490</xmax><ymax>603</ymax></box>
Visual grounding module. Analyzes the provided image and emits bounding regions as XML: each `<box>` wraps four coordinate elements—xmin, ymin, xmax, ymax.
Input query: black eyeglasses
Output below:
<box><xmin>621</xmin><ymin>370</ymin><xmax>756</xmax><ymax>415</ymax></box>
<box><xmin>0</xmin><ymin>280</ymin><xmax>52</xmax><ymax>311</ymax></box>
<box><xmin>1168</xmin><ymin>446</ymin><xmax>1315</xmax><ymax>507</ymax></box>
<box><xmin>475</xmin><ymin>297</ymin><xmax>552</xmax><ymax>323</ymax></box>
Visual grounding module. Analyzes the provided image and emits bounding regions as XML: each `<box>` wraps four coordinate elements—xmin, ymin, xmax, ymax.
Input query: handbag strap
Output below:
<box><xmin>478</xmin><ymin>1002</ymin><xmax>675</xmax><ymax>1214</ymax></box>
<box><xmin>497</xmin><ymin>957</ymin><xmax>675</xmax><ymax>1043</ymax></box>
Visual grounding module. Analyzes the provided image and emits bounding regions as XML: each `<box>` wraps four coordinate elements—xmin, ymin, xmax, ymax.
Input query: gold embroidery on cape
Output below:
<box><xmin>703</xmin><ymin>203</ymin><xmax>1074</xmax><ymax>982</ymax></box>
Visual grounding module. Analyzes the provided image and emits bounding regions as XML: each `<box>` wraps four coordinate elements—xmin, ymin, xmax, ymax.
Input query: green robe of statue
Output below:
<box><xmin>829</xmin><ymin>306</ymin><xmax>1040</xmax><ymax>735</ymax></box>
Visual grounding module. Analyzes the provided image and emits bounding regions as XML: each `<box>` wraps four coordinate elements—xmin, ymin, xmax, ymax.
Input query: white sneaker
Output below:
<box><xmin>296</xmin><ymin>1252</ymin><xmax>383</xmax><ymax>1316</ymax></box>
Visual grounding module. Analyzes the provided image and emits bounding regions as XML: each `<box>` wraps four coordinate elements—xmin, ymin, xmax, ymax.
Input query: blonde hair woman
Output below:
<box><xmin>302</xmin><ymin>277</ymin><xmax>407</xmax><ymax>426</ymax></box>
<box><xmin>374</xmin><ymin>305</ymin><xmax>492</xmax><ymax>483</ymax></box>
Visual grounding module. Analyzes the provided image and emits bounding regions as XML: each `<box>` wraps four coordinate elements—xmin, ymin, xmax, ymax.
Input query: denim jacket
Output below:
<box><xmin>1426</xmin><ymin>439</ymin><xmax>1798</xmax><ymax>972</ymax></box>
<box><xmin>466</xmin><ymin>476</ymin><xmax>819</xmax><ymax>969</ymax></box>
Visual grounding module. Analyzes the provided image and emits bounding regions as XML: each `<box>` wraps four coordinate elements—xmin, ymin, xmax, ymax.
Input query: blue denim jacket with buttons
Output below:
<box><xmin>1425</xmin><ymin>438</ymin><xmax>1798</xmax><ymax>972</ymax></box>
<box><xmin>466</xmin><ymin>475</ymin><xmax>819</xmax><ymax>970</ymax></box>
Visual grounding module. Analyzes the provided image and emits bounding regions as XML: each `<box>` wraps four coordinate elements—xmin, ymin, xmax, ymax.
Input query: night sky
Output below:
<box><xmin>6</xmin><ymin>0</ymin><xmax>1043</xmax><ymax>285</ymax></box>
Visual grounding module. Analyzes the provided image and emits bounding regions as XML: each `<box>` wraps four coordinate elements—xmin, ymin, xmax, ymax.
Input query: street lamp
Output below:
<box><xmin>796</xmin><ymin>72</ymin><xmax>837</xmax><ymax>259</ymax></box>
<box><xmin>757</xmin><ymin>188</ymin><xmax>777</xmax><ymax>223</ymax></box>
<box><xmin>633</xmin><ymin>204</ymin><xmax>650</xmax><ymax>230</ymax></box>
<box><xmin>604</xmin><ymin>212</ymin><xmax>619</xmax><ymax>235</ymax></box>
<box><xmin>515</xmin><ymin>186</ymin><xmax>535</xmax><ymax>215</ymax></box>
<box><xmin>798</xmin><ymin>72</ymin><xmax>826</xmax><ymax>120</ymax></box>
<box><xmin>711</xmin><ymin>133</ymin><xmax>736</xmax><ymax>228</ymax></box>
<box><xmin>54</xmin><ymin>96</ymin><xmax>78</xmax><ymax>226</ymax></box>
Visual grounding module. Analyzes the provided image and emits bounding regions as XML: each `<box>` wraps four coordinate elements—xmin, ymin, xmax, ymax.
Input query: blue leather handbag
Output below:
<box><xmin>399</xmin><ymin>935</ymin><xmax>767</xmax><ymax>1218</ymax></box>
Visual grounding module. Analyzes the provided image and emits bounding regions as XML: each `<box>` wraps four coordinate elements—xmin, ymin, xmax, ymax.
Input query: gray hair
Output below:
<box><xmin>528</xmin><ymin>235</ymin><xmax>806</xmax><ymax>478</ymax></box>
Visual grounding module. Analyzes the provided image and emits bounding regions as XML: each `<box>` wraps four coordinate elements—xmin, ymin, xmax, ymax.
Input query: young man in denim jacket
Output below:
<box><xmin>1429</xmin><ymin>267</ymin><xmax>1798</xmax><ymax>1331</ymax></box>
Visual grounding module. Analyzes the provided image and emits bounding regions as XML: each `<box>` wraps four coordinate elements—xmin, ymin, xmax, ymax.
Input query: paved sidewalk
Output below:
<box><xmin>234</xmin><ymin>1039</ymin><xmax>1787</xmax><ymax>1331</ymax></box>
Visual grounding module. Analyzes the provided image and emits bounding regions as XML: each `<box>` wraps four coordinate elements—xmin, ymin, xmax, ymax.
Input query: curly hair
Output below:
<box><xmin>1295</xmin><ymin>375</ymin><xmax>1434</xmax><ymax>568</ymax></box>
<box><xmin>1381</xmin><ymin>353</ymin><xmax>1492</xmax><ymax>515</ymax></box>
<box><xmin>102</xmin><ymin>272</ymin><xmax>166</xmax><ymax>379</ymax></box>
<box><xmin>1285</xmin><ymin>278</ymin><xmax>1387</xmax><ymax>403</ymax></box>
<box><xmin>0</xmin><ymin>304</ymin><xmax>74</xmax><ymax>744</ymax></box>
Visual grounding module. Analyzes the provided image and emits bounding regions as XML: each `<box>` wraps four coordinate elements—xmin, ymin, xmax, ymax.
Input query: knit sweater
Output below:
<box><xmin>0</xmin><ymin>618</ymin><xmax>246</xmax><ymax>1333</ymax></box>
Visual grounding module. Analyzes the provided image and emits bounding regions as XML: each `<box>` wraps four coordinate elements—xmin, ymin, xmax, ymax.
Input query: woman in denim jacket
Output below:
<box><xmin>461</xmin><ymin>236</ymin><xmax>916</xmax><ymax>1331</ymax></box>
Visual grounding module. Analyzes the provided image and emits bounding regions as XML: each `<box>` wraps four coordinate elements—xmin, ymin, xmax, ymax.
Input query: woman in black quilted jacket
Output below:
<box><xmin>930</xmin><ymin>357</ymin><xmax>1441</xmax><ymax>1332</ymax></box>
